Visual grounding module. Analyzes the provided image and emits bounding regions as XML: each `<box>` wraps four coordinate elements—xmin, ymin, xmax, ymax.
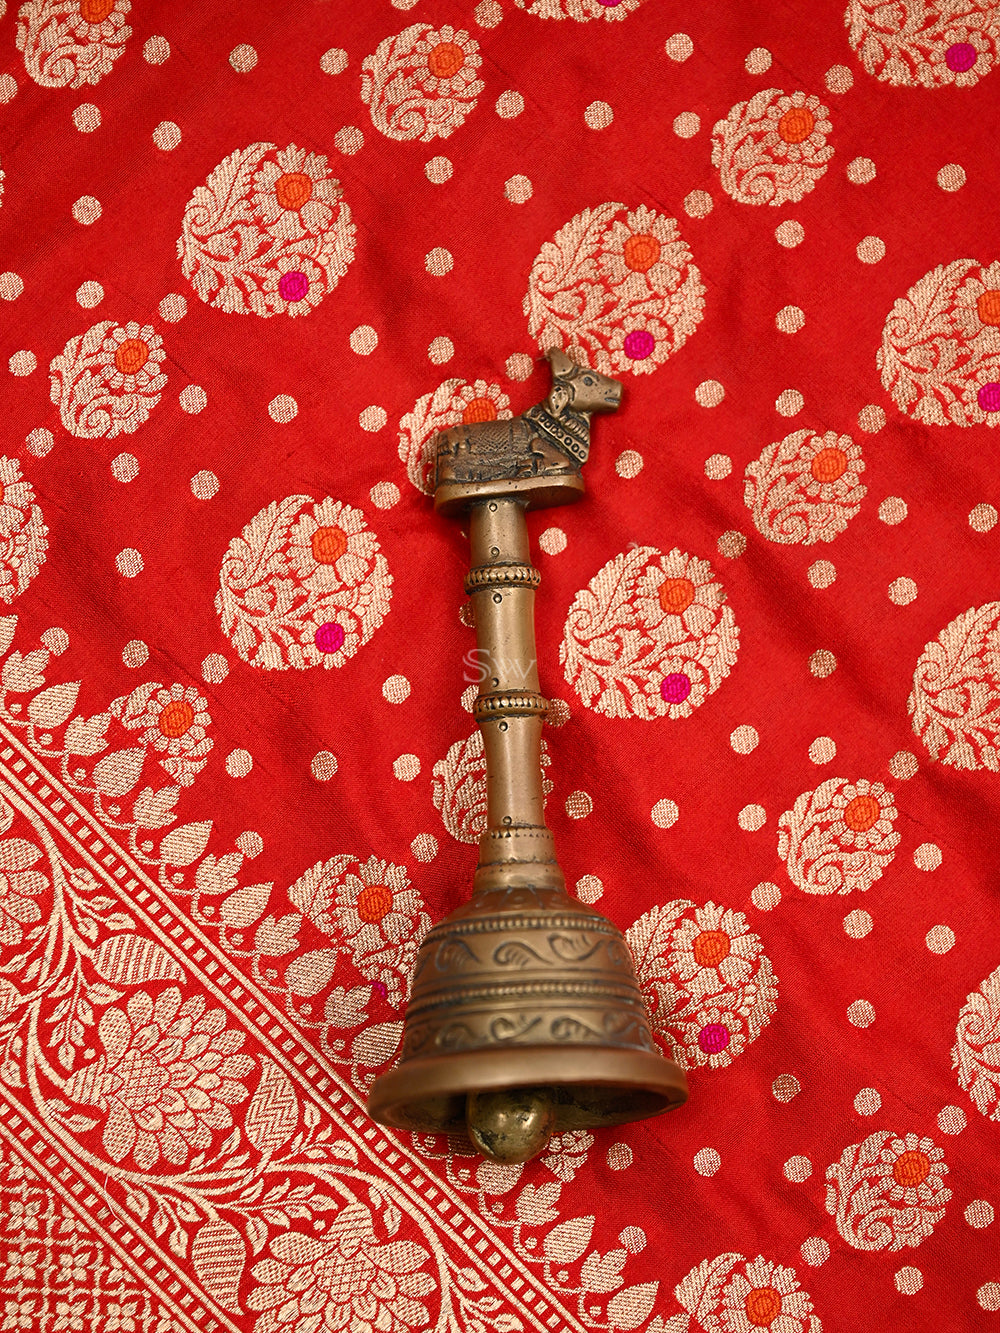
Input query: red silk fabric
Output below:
<box><xmin>1</xmin><ymin>2</ymin><xmax>999</xmax><ymax>1331</ymax></box>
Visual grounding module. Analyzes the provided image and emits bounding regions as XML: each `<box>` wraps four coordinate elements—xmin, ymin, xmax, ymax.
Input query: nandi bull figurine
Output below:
<box><xmin>368</xmin><ymin>348</ymin><xmax>688</xmax><ymax>1163</ymax></box>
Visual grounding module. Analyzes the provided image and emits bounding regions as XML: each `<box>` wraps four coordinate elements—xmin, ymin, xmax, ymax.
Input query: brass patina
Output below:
<box><xmin>368</xmin><ymin>349</ymin><xmax>688</xmax><ymax>1162</ymax></box>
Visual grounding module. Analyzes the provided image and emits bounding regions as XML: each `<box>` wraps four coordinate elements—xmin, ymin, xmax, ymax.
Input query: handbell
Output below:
<box><xmin>368</xmin><ymin>350</ymin><xmax>688</xmax><ymax>1163</ymax></box>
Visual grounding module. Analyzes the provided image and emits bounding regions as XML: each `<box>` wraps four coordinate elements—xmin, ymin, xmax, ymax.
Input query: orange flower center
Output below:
<box><xmin>158</xmin><ymin>700</ymin><xmax>195</xmax><ymax>739</ymax></box>
<box><xmin>843</xmin><ymin>793</ymin><xmax>880</xmax><ymax>832</ymax></box>
<box><xmin>745</xmin><ymin>1287</ymin><xmax>783</xmax><ymax>1327</ymax></box>
<box><xmin>692</xmin><ymin>929</ymin><xmax>731</xmax><ymax>968</ymax></box>
<box><xmin>810</xmin><ymin>447</ymin><xmax>848</xmax><ymax>483</ymax></box>
<box><xmin>311</xmin><ymin>525</ymin><xmax>348</xmax><ymax>565</ymax></box>
<box><xmin>624</xmin><ymin>233</ymin><xmax>662</xmax><ymax>273</ymax></box>
<box><xmin>778</xmin><ymin>106</ymin><xmax>815</xmax><ymax>144</ymax></box>
<box><xmin>274</xmin><ymin>172</ymin><xmax>313</xmax><ymax>211</ymax></box>
<box><xmin>658</xmin><ymin>577</ymin><xmax>695</xmax><ymax>615</ymax></box>
<box><xmin>977</xmin><ymin>290</ymin><xmax>1000</xmax><ymax>326</ymax></box>
<box><xmin>80</xmin><ymin>0</ymin><xmax>114</xmax><ymax>22</ymax></box>
<box><xmin>114</xmin><ymin>339</ymin><xmax>150</xmax><ymax>375</ymax></box>
<box><xmin>427</xmin><ymin>41</ymin><xmax>465</xmax><ymax>80</ymax></box>
<box><xmin>893</xmin><ymin>1149</ymin><xmax>931</xmax><ymax>1187</ymax></box>
<box><xmin>462</xmin><ymin>396</ymin><xmax>498</xmax><ymax>425</ymax></box>
<box><xmin>356</xmin><ymin>883</ymin><xmax>393</xmax><ymax>924</ymax></box>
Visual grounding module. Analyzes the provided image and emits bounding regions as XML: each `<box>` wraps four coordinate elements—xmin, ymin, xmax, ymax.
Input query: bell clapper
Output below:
<box><xmin>466</xmin><ymin>1087</ymin><xmax>557</xmax><ymax>1164</ymax></box>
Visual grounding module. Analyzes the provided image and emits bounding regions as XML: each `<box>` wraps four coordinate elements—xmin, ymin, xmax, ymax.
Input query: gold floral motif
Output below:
<box><xmin>953</xmin><ymin>964</ymin><xmax>1000</xmax><ymax>1120</ymax></box>
<box><xmin>513</xmin><ymin>0</ymin><xmax>645</xmax><ymax>20</ymax></box>
<box><xmin>880</xmin><ymin>258</ymin><xmax>1000</xmax><ymax>427</ymax></box>
<box><xmin>361</xmin><ymin>24</ymin><xmax>483</xmax><ymax>143</ymax></box>
<box><xmin>398</xmin><ymin>379</ymin><xmax>513</xmax><ymax>496</ymax></box>
<box><xmin>712</xmin><ymin>90</ymin><xmax>833</xmax><ymax>206</ymax></box>
<box><xmin>744</xmin><ymin>429</ymin><xmax>865</xmax><ymax>545</ymax></box>
<box><xmin>49</xmin><ymin>321</ymin><xmax>168</xmax><ymax>440</ymax></box>
<box><xmin>216</xmin><ymin>495</ymin><xmax>392</xmax><ymax>671</ymax></box>
<box><xmin>674</xmin><ymin>1251</ymin><xmax>821</xmax><ymax>1332</ymax></box>
<box><xmin>0</xmin><ymin>820</ymin><xmax>47</xmax><ymax>948</ymax></box>
<box><xmin>627</xmin><ymin>900</ymin><xmax>777</xmax><ymax>1072</ymax></box>
<box><xmin>777</xmin><ymin>777</ymin><xmax>900</xmax><ymax>894</ymax></box>
<box><xmin>246</xmin><ymin>1201</ymin><xmax>436</xmax><ymax>1333</ymax></box>
<box><xmin>847</xmin><ymin>0</ymin><xmax>1000</xmax><ymax>87</ymax></box>
<box><xmin>824</xmin><ymin>1130</ymin><xmax>950</xmax><ymax>1251</ymax></box>
<box><xmin>251</xmin><ymin>145</ymin><xmax>345</xmax><ymax>243</ymax></box>
<box><xmin>178</xmin><ymin>143</ymin><xmax>356</xmax><ymax>318</ymax></box>
<box><xmin>65</xmin><ymin>988</ymin><xmax>254</xmax><ymax>1170</ymax></box>
<box><xmin>16</xmin><ymin>0</ymin><xmax>132</xmax><ymax>89</ymax></box>
<box><xmin>909</xmin><ymin>601</ymin><xmax>1000</xmax><ymax>768</ymax></box>
<box><xmin>0</xmin><ymin>457</ymin><xmax>48</xmax><ymax>606</ymax></box>
<box><xmin>110</xmin><ymin>681</ymin><xmax>213</xmax><ymax>788</ymax></box>
<box><xmin>561</xmin><ymin>546</ymin><xmax>738</xmax><ymax>720</ymax></box>
<box><xmin>525</xmin><ymin>202</ymin><xmax>704</xmax><ymax>376</ymax></box>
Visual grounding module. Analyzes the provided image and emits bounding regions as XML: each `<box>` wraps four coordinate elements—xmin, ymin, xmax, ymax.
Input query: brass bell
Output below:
<box><xmin>368</xmin><ymin>351</ymin><xmax>688</xmax><ymax>1163</ymax></box>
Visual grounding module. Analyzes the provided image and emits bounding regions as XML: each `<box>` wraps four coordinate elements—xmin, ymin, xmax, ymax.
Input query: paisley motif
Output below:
<box><xmin>952</xmin><ymin>964</ymin><xmax>1000</xmax><ymax>1120</ymax></box>
<box><xmin>908</xmin><ymin>602</ymin><xmax>1000</xmax><ymax>769</ymax></box>
<box><xmin>561</xmin><ymin>546</ymin><xmax>738</xmax><ymax>719</ymax></box>
<box><xmin>216</xmin><ymin>496</ymin><xmax>391</xmax><ymax>671</ymax></box>
<box><xmin>712</xmin><ymin>89</ymin><xmax>833</xmax><ymax>205</ymax></box>
<box><xmin>846</xmin><ymin>0</ymin><xmax>1000</xmax><ymax>87</ymax></box>
<box><xmin>178</xmin><ymin>143</ymin><xmax>356</xmax><ymax>318</ymax></box>
<box><xmin>744</xmin><ymin>429</ymin><xmax>865</xmax><ymax>545</ymax></box>
<box><xmin>777</xmin><ymin>777</ymin><xmax>900</xmax><ymax>894</ymax></box>
<box><xmin>879</xmin><ymin>259</ymin><xmax>1000</xmax><ymax>426</ymax></box>
<box><xmin>525</xmin><ymin>202</ymin><xmax>705</xmax><ymax>375</ymax></box>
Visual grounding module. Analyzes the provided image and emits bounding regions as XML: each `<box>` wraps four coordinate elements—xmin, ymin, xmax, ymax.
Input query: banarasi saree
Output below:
<box><xmin>1</xmin><ymin>2</ymin><xmax>999</xmax><ymax>1330</ymax></box>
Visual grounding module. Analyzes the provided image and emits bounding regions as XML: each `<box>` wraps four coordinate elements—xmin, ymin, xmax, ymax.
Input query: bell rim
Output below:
<box><xmin>367</xmin><ymin>1044</ymin><xmax>688</xmax><ymax>1133</ymax></box>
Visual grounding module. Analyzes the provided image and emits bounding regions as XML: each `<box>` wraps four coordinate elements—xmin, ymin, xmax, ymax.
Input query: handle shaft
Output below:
<box><xmin>467</xmin><ymin>498</ymin><xmax>562</xmax><ymax>894</ymax></box>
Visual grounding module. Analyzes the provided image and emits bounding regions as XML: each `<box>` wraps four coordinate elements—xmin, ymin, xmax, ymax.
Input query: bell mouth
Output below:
<box><xmin>367</xmin><ymin>1044</ymin><xmax>687</xmax><ymax>1137</ymax></box>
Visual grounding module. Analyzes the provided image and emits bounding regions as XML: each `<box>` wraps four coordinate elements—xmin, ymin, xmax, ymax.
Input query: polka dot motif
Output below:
<box><xmin>693</xmin><ymin>1148</ymin><xmax>721</xmax><ymax>1176</ymax></box>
